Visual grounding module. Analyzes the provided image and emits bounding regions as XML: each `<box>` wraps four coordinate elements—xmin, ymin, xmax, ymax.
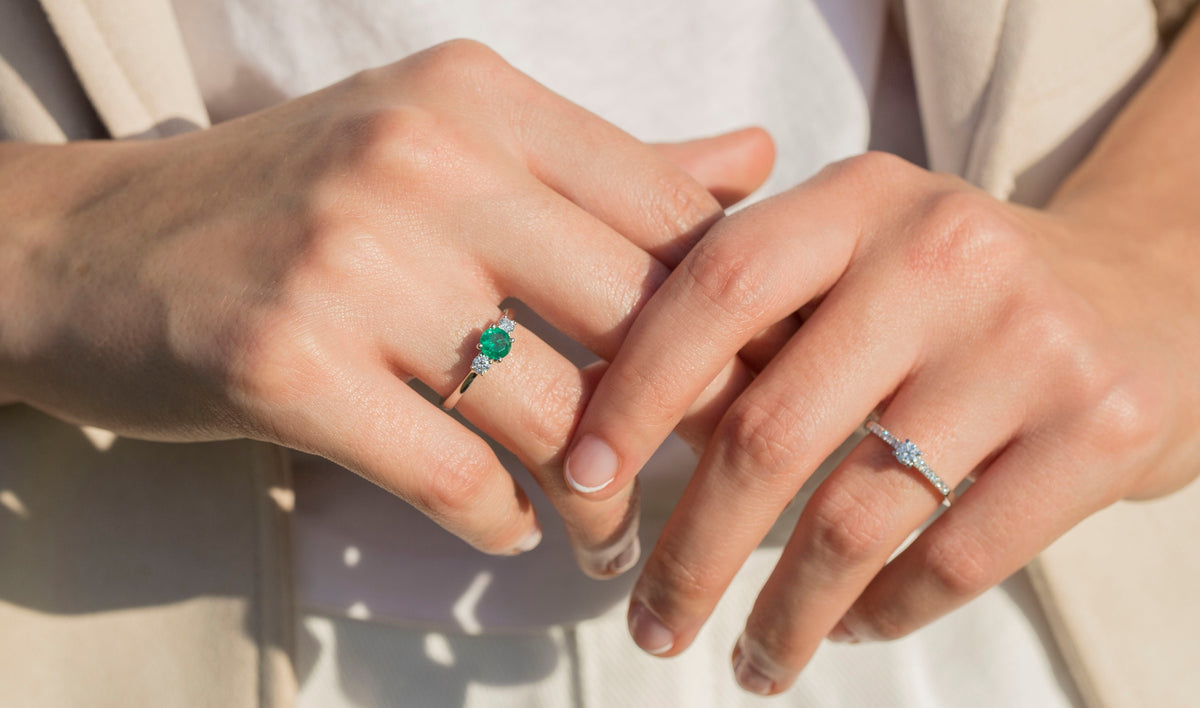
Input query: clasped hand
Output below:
<box><xmin>3</xmin><ymin>39</ymin><xmax>1198</xmax><ymax>698</ymax></box>
<box><xmin>567</xmin><ymin>151</ymin><xmax>1200</xmax><ymax>693</ymax></box>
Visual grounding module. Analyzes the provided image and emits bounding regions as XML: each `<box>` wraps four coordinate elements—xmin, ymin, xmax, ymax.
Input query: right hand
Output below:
<box><xmin>0</xmin><ymin>39</ymin><xmax>773</xmax><ymax>574</ymax></box>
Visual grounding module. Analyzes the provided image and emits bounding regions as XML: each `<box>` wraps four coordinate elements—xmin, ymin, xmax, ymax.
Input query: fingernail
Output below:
<box><xmin>512</xmin><ymin>527</ymin><xmax>542</xmax><ymax>554</ymax></box>
<box><xmin>566</xmin><ymin>434</ymin><xmax>618</xmax><ymax>493</ymax></box>
<box><xmin>827</xmin><ymin>619</ymin><xmax>858</xmax><ymax>644</ymax></box>
<box><xmin>604</xmin><ymin>536</ymin><xmax>641</xmax><ymax>576</ymax></box>
<box><xmin>828</xmin><ymin>610</ymin><xmax>873</xmax><ymax>643</ymax></box>
<box><xmin>628</xmin><ymin>602</ymin><xmax>674</xmax><ymax>655</ymax></box>
<box><xmin>732</xmin><ymin>650</ymin><xmax>775</xmax><ymax>695</ymax></box>
<box><xmin>734</xmin><ymin>633</ymin><xmax>787</xmax><ymax>696</ymax></box>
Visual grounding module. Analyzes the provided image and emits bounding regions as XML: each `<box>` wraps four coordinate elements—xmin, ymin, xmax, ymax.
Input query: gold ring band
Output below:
<box><xmin>441</xmin><ymin>309</ymin><xmax>516</xmax><ymax>410</ymax></box>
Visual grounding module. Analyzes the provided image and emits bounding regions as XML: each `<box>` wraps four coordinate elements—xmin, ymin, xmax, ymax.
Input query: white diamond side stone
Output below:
<box><xmin>471</xmin><ymin>354</ymin><xmax>492</xmax><ymax>374</ymax></box>
<box><xmin>496</xmin><ymin>317</ymin><xmax>515</xmax><ymax>334</ymax></box>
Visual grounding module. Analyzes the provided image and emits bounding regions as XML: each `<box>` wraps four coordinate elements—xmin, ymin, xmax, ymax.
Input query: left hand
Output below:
<box><xmin>565</xmin><ymin>150</ymin><xmax>1200</xmax><ymax>693</ymax></box>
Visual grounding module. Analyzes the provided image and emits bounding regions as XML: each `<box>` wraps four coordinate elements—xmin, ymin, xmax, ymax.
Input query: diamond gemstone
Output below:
<box><xmin>894</xmin><ymin>440</ymin><xmax>922</xmax><ymax>467</ymax></box>
<box><xmin>471</xmin><ymin>354</ymin><xmax>492</xmax><ymax>374</ymax></box>
<box><xmin>496</xmin><ymin>316</ymin><xmax>516</xmax><ymax>334</ymax></box>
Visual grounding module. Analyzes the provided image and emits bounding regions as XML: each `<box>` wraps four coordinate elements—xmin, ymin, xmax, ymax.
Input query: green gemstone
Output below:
<box><xmin>478</xmin><ymin>327</ymin><xmax>512</xmax><ymax>360</ymax></box>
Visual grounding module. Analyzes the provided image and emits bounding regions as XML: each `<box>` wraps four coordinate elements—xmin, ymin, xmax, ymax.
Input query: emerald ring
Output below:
<box><xmin>441</xmin><ymin>310</ymin><xmax>516</xmax><ymax>410</ymax></box>
<box><xmin>865</xmin><ymin>420</ymin><xmax>955</xmax><ymax>507</ymax></box>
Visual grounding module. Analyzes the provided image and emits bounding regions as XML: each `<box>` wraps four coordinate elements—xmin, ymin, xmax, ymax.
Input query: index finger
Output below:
<box><xmin>563</xmin><ymin>179</ymin><xmax>860</xmax><ymax>499</ymax></box>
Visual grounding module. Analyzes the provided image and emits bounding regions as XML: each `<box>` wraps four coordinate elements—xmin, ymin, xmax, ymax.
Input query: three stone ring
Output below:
<box><xmin>441</xmin><ymin>309</ymin><xmax>516</xmax><ymax>410</ymax></box>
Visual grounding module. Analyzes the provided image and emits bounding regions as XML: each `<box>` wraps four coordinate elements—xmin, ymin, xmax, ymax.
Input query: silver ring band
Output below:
<box><xmin>441</xmin><ymin>309</ymin><xmax>516</xmax><ymax>411</ymax></box>
<box><xmin>865</xmin><ymin>421</ymin><xmax>955</xmax><ymax>507</ymax></box>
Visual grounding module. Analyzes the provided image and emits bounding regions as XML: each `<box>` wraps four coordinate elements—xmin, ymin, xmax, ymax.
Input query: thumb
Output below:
<box><xmin>654</xmin><ymin>127</ymin><xmax>775</xmax><ymax>208</ymax></box>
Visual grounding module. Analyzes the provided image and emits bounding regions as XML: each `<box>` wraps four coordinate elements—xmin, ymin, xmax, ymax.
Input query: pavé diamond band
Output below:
<box><xmin>441</xmin><ymin>309</ymin><xmax>516</xmax><ymax>411</ymax></box>
<box><xmin>865</xmin><ymin>420</ymin><xmax>956</xmax><ymax>507</ymax></box>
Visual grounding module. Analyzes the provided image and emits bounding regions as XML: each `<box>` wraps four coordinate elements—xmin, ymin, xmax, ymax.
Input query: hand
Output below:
<box><xmin>566</xmin><ymin>150</ymin><xmax>1200</xmax><ymax>691</ymax></box>
<box><xmin>0</xmin><ymin>39</ymin><xmax>774</xmax><ymax>574</ymax></box>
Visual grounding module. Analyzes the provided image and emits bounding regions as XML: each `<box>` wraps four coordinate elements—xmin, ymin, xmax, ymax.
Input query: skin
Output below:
<box><xmin>568</xmin><ymin>10</ymin><xmax>1200</xmax><ymax>696</ymax></box>
<box><xmin>0</xmin><ymin>39</ymin><xmax>778</xmax><ymax>576</ymax></box>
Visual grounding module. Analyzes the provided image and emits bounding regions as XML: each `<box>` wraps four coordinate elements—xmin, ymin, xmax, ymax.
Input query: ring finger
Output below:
<box><xmin>375</xmin><ymin>287</ymin><xmax>641</xmax><ymax>577</ymax></box>
<box><xmin>733</xmin><ymin>359</ymin><xmax>1027</xmax><ymax>694</ymax></box>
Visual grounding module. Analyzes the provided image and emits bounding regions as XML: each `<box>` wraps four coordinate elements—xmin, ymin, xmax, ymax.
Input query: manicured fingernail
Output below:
<box><xmin>628</xmin><ymin>602</ymin><xmax>674</xmax><ymax>655</ymax></box>
<box><xmin>827</xmin><ymin>619</ymin><xmax>858</xmax><ymax>644</ymax></box>
<box><xmin>734</xmin><ymin>633</ymin><xmax>787</xmax><ymax>695</ymax></box>
<box><xmin>512</xmin><ymin>527</ymin><xmax>542</xmax><ymax>554</ymax></box>
<box><xmin>566</xmin><ymin>435</ymin><xmax>618</xmax><ymax>493</ymax></box>
<box><xmin>732</xmin><ymin>650</ymin><xmax>775</xmax><ymax>695</ymax></box>
<box><xmin>603</xmin><ymin>536</ymin><xmax>641</xmax><ymax>576</ymax></box>
<box><xmin>828</xmin><ymin>610</ymin><xmax>872</xmax><ymax>643</ymax></box>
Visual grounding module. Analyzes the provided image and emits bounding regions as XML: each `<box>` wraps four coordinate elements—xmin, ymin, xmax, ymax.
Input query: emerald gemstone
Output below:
<box><xmin>478</xmin><ymin>327</ymin><xmax>512</xmax><ymax>360</ymax></box>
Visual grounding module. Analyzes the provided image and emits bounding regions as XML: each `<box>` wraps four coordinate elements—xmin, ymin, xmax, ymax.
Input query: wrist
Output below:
<box><xmin>0</xmin><ymin>140</ymin><xmax>143</xmax><ymax>405</ymax></box>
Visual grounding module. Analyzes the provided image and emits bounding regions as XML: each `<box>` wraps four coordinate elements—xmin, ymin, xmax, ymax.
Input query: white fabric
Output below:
<box><xmin>295</xmin><ymin>556</ymin><xmax>1071</xmax><ymax>708</ymax></box>
<box><xmin>172</xmin><ymin>0</ymin><xmax>1082</xmax><ymax>705</ymax></box>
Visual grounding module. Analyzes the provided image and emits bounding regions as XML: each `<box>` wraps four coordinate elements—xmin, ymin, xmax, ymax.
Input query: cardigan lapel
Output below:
<box><xmin>37</xmin><ymin>0</ymin><xmax>209</xmax><ymax>138</ymax></box>
<box><xmin>905</xmin><ymin>0</ymin><xmax>1159</xmax><ymax>205</ymax></box>
<box><xmin>22</xmin><ymin>1</ymin><xmax>1200</xmax><ymax>706</ymax></box>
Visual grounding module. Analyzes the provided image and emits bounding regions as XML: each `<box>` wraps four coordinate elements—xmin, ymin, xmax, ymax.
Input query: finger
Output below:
<box><xmin>838</xmin><ymin>428</ymin><xmax>1125</xmax><ymax>644</ymax></box>
<box><xmin>738</xmin><ymin>316</ymin><xmax>803</xmax><ymax>374</ymax></box>
<box><xmin>625</xmin><ymin>277</ymin><xmax>914</xmax><ymax>656</ymax></box>
<box><xmin>482</xmin><ymin>176</ymin><xmax>794</xmax><ymax>398</ymax></box>
<box><xmin>519</xmin><ymin>92</ymin><xmax>742</xmax><ymax>266</ymax></box>
<box><xmin>375</xmin><ymin>291</ymin><xmax>643</xmax><ymax>577</ymax></box>
<box><xmin>733</xmin><ymin>364</ymin><xmax>1026</xmax><ymax>694</ymax></box>
<box><xmin>565</xmin><ymin>184</ymin><xmax>859</xmax><ymax>498</ymax></box>
<box><xmin>454</xmin><ymin>327</ymin><xmax>643</xmax><ymax>578</ymax></box>
<box><xmin>294</xmin><ymin>361</ymin><xmax>540</xmax><ymax>556</ymax></box>
<box><xmin>652</xmin><ymin>127</ymin><xmax>776</xmax><ymax>208</ymax></box>
<box><xmin>476</xmin><ymin>176</ymin><xmax>783</xmax><ymax>469</ymax></box>
<box><xmin>478</xmin><ymin>178</ymin><xmax>671</xmax><ymax>361</ymax></box>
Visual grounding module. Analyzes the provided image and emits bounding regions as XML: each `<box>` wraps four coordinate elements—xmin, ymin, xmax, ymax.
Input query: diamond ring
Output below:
<box><xmin>441</xmin><ymin>310</ymin><xmax>516</xmax><ymax>410</ymax></box>
<box><xmin>865</xmin><ymin>420</ymin><xmax>956</xmax><ymax>506</ymax></box>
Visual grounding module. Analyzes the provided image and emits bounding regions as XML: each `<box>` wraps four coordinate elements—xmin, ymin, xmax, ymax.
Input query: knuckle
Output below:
<box><xmin>682</xmin><ymin>232</ymin><xmax>776</xmax><ymax>324</ymax></box>
<box><xmin>906</xmin><ymin>191</ymin><xmax>1025</xmax><ymax>283</ymax></box>
<box><xmin>1087</xmin><ymin>371</ymin><xmax>1168</xmax><ymax>459</ymax></box>
<box><xmin>648</xmin><ymin>170</ymin><xmax>721</xmax><ymax>244</ymax></box>
<box><xmin>804</xmin><ymin>485</ymin><xmax>895</xmax><ymax>567</ymax></box>
<box><xmin>1004</xmin><ymin>297</ymin><xmax>1096</xmax><ymax>373</ymax></box>
<box><xmin>233</xmin><ymin>308</ymin><xmax>331</xmax><ymax>409</ymax></box>
<box><xmin>330</xmin><ymin>105</ymin><xmax>456</xmax><ymax>176</ymax></box>
<box><xmin>417</xmin><ymin>437</ymin><xmax>498</xmax><ymax>518</ymax></box>
<box><xmin>428</xmin><ymin>37</ymin><xmax>506</xmax><ymax>70</ymax></box>
<box><xmin>300</xmin><ymin>218</ymin><xmax>392</xmax><ymax>287</ymax></box>
<box><xmin>921</xmin><ymin>533</ymin><xmax>995</xmax><ymax>598</ymax></box>
<box><xmin>413</xmin><ymin>38</ymin><xmax>512</xmax><ymax>93</ymax></box>
<box><xmin>717</xmin><ymin>398</ymin><xmax>807</xmax><ymax>479</ymax></box>
<box><xmin>519</xmin><ymin>365</ymin><xmax>585</xmax><ymax>459</ymax></box>
<box><xmin>641</xmin><ymin>538</ymin><xmax>711</xmax><ymax>604</ymax></box>
<box><xmin>823</xmin><ymin>150</ymin><xmax>912</xmax><ymax>186</ymax></box>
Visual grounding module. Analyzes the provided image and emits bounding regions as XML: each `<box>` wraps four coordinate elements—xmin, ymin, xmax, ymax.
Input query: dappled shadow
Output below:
<box><xmin>0</xmin><ymin>0</ymin><xmax>105</xmax><ymax>141</ymax></box>
<box><xmin>0</xmin><ymin>405</ymin><xmax>274</xmax><ymax>614</ymax></box>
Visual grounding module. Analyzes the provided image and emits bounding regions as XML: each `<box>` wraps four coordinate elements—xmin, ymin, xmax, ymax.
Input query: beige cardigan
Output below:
<box><xmin>1</xmin><ymin>1</ymin><xmax>1197</xmax><ymax>706</ymax></box>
